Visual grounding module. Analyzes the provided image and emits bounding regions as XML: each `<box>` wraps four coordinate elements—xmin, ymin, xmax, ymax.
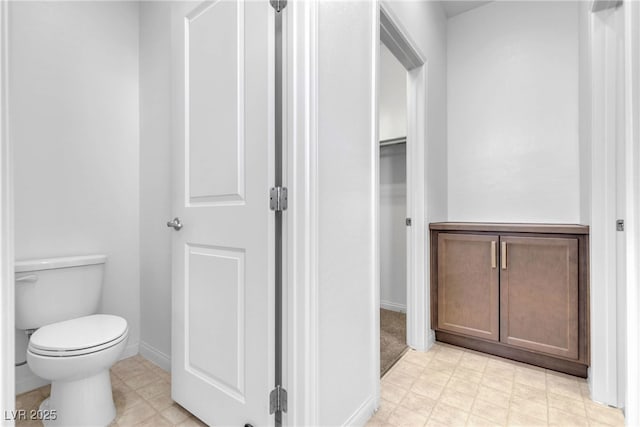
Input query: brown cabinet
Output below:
<box><xmin>437</xmin><ymin>233</ymin><xmax>499</xmax><ymax>341</ymax></box>
<box><xmin>430</xmin><ymin>223</ymin><xmax>589</xmax><ymax>377</ymax></box>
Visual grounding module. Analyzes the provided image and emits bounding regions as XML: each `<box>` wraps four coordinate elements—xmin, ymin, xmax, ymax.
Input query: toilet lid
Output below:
<box><xmin>29</xmin><ymin>314</ymin><xmax>128</xmax><ymax>352</ymax></box>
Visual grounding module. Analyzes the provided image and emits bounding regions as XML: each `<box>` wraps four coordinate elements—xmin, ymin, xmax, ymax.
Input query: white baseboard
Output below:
<box><xmin>15</xmin><ymin>373</ymin><xmax>48</xmax><ymax>395</ymax></box>
<box><xmin>121</xmin><ymin>341</ymin><xmax>140</xmax><ymax>360</ymax></box>
<box><xmin>380</xmin><ymin>300</ymin><xmax>406</xmax><ymax>313</ymax></box>
<box><xmin>139</xmin><ymin>341</ymin><xmax>171</xmax><ymax>372</ymax></box>
<box><xmin>343</xmin><ymin>395</ymin><xmax>377</xmax><ymax>427</ymax></box>
<box><xmin>15</xmin><ymin>341</ymin><xmax>139</xmax><ymax>395</ymax></box>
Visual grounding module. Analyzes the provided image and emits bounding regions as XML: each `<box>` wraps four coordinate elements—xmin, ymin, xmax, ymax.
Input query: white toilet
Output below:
<box><xmin>15</xmin><ymin>255</ymin><xmax>129</xmax><ymax>427</ymax></box>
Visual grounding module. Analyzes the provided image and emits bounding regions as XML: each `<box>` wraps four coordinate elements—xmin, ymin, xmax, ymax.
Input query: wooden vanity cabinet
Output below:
<box><xmin>437</xmin><ymin>233</ymin><xmax>500</xmax><ymax>341</ymax></box>
<box><xmin>430</xmin><ymin>223</ymin><xmax>589</xmax><ymax>377</ymax></box>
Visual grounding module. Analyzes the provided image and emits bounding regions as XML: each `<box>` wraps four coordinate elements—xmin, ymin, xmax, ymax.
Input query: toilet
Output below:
<box><xmin>15</xmin><ymin>255</ymin><xmax>129</xmax><ymax>427</ymax></box>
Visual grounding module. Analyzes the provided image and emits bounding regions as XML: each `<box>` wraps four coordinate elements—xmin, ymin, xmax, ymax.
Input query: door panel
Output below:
<box><xmin>171</xmin><ymin>1</ymin><xmax>273</xmax><ymax>425</ymax></box>
<box><xmin>500</xmin><ymin>236</ymin><xmax>578</xmax><ymax>359</ymax></box>
<box><xmin>437</xmin><ymin>233</ymin><xmax>499</xmax><ymax>341</ymax></box>
<box><xmin>187</xmin><ymin>0</ymin><xmax>244</xmax><ymax>203</ymax></box>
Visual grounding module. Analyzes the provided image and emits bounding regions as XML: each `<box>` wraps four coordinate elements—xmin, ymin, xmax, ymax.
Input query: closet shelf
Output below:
<box><xmin>380</xmin><ymin>136</ymin><xmax>406</xmax><ymax>147</ymax></box>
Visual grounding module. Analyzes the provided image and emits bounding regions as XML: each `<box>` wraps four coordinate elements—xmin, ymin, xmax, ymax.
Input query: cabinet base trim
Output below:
<box><xmin>436</xmin><ymin>331</ymin><xmax>588</xmax><ymax>378</ymax></box>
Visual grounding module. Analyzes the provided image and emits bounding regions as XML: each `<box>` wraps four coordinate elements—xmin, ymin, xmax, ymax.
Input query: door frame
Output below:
<box><xmin>379</xmin><ymin>1</ymin><xmax>430</xmax><ymax>353</ymax></box>
<box><xmin>589</xmin><ymin>0</ymin><xmax>634</xmax><ymax>409</ymax></box>
<box><xmin>623</xmin><ymin>0</ymin><xmax>640</xmax><ymax>423</ymax></box>
<box><xmin>0</xmin><ymin>0</ymin><xmax>13</xmax><ymax>419</ymax></box>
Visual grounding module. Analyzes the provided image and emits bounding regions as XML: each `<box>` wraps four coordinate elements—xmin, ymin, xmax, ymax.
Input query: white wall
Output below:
<box><xmin>379</xmin><ymin>44</ymin><xmax>407</xmax><ymax>312</ymax></box>
<box><xmin>383</xmin><ymin>1</ymin><xmax>448</xmax><ymax>223</ymax></box>
<box><xmin>10</xmin><ymin>1</ymin><xmax>140</xmax><ymax>392</ymax></box>
<box><xmin>314</xmin><ymin>1</ymin><xmax>378</xmax><ymax>424</ymax></box>
<box><xmin>139</xmin><ymin>1</ymin><xmax>172</xmax><ymax>371</ymax></box>
<box><xmin>379</xmin><ymin>44</ymin><xmax>407</xmax><ymax>141</ymax></box>
<box><xmin>447</xmin><ymin>1</ymin><xmax>581</xmax><ymax>223</ymax></box>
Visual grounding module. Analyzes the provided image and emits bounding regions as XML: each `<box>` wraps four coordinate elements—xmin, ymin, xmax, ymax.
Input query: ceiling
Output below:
<box><xmin>439</xmin><ymin>1</ymin><xmax>492</xmax><ymax>18</ymax></box>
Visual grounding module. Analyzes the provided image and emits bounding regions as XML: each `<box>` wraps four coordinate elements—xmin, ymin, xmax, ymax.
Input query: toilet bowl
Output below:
<box><xmin>15</xmin><ymin>255</ymin><xmax>127</xmax><ymax>427</ymax></box>
<box><xmin>27</xmin><ymin>314</ymin><xmax>129</xmax><ymax>427</ymax></box>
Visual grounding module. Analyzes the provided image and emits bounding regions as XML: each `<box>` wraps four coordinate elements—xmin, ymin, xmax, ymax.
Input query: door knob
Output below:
<box><xmin>167</xmin><ymin>217</ymin><xmax>183</xmax><ymax>230</ymax></box>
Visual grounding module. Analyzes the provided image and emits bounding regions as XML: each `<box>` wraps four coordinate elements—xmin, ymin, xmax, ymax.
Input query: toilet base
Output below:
<box><xmin>41</xmin><ymin>370</ymin><xmax>116</xmax><ymax>427</ymax></box>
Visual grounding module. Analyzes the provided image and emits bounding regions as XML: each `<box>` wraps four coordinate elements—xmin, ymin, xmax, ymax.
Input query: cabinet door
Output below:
<box><xmin>437</xmin><ymin>233</ymin><xmax>499</xmax><ymax>341</ymax></box>
<box><xmin>500</xmin><ymin>236</ymin><xmax>579</xmax><ymax>359</ymax></box>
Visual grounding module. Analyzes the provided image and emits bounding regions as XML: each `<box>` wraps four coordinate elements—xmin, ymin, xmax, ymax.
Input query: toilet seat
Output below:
<box><xmin>29</xmin><ymin>314</ymin><xmax>128</xmax><ymax>357</ymax></box>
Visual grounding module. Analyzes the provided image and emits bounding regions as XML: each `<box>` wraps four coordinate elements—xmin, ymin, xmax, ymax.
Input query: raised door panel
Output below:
<box><xmin>500</xmin><ymin>236</ymin><xmax>579</xmax><ymax>359</ymax></box>
<box><xmin>437</xmin><ymin>233</ymin><xmax>499</xmax><ymax>341</ymax></box>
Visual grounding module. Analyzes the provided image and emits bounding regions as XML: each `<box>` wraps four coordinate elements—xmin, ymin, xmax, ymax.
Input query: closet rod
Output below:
<box><xmin>380</xmin><ymin>136</ymin><xmax>406</xmax><ymax>147</ymax></box>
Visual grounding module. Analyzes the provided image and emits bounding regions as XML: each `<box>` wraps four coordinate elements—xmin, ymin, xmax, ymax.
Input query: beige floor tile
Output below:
<box><xmin>16</xmin><ymin>390</ymin><xmax>45</xmax><ymax>411</ymax></box>
<box><xmin>484</xmin><ymin>365</ymin><xmax>516</xmax><ymax>381</ymax></box>
<box><xmin>481</xmin><ymin>373</ymin><xmax>514</xmax><ymax>393</ymax></box>
<box><xmin>459</xmin><ymin>357</ymin><xmax>488</xmax><ymax>373</ymax></box>
<box><xmin>161</xmin><ymin>403</ymin><xmax>192</xmax><ymax>424</ymax></box>
<box><xmin>514</xmin><ymin>370</ymin><xmax>547</xmax><ymax>391</ymax></box>
<box><xmin>512</xmin><ymin>382</ymin><xmax>547</xmax><ymax>405</ymax></box>
<box><xmin>134</xmin><ymin>413</ymin><xmax>173</xmax><ymax>427</ymax></box>
<box><xmin>399</xmin><ymin>391</ymin><xmax>437</xmax><ymax>418</ymax></box>
<box><xmin>547</xmin><ymin>392</ymin><xmax>586</xmax><ymax>418</ymax></box>
<box><xmin>548</xmin><ymin>407</ymin><xmax>589</xmax><ymax>426</ymax></box>
<box><xmin>420</xmin><ymin>369</ymin><xmax>452</xmax><ymax>386</ymax></box>
<box><xmin>508</xmin><ymin>410</ymin><xmax>549</xmax><ymax>427</ymax></box>
<box><xmin>404</xmin><ymin>350</ymin><xmax>433</xmax><ymax>367</ymax></box>
<box><xmin>487</xmin><ymin>358</ymin><xmax>518</xmax><ymax>372</ymax></box>
<box><xmin>510</xmin><ymin>397</ymin><xmax>549</xmax><ymax>423</ymax></box>
<box><xmin>452</xmin><ymin>367</ymin><xmax>484</xmax><ymax>384</ymax></box>
<box><xmin>135</xmin><ymin>380</ymin><xmax>170</xmax><ymax>401</ymax></box>
<box><xmin>428</xmin><ymin>359</ymin><xmax>458</xmax><ymax>375</ymax></box>
<box><xmin>122</xmin><ymin>368</ymin><xmax>159</xmax><ymax>390</ymax></box>
<box><xmin>395</xmin><ymin>359</ymin><xmax>427</xmax><ymax>377</ymax></box>
<box><xmin>446</xmin><ymin>377</ymin><xmax>480</xmax><ymax>395</ymax></box>
<box><xmin>467</xmin><ymin>414</ymin><xmax>501</xmax><ymax>426</ymax></box>
<box><xmin>177</xmin><ymin>416</ymin><xmax>209</xmax><ymax>427</ymax></box>
<box><xmin>429</xmin><ymin>401</ymin><xmax>470</xmax><ymax>426</ymax></box>
<box><xmin>112</xmin><ymin>359</ymin><xmax>148</xmax><ymax>380</ymax></box>
<box><xmin>382</xmin><ymin>382</ymin><xmax>410</xmax><ymax>404</ymax></box>
<box><xmin>424</xmin><ymin>418</ymin><xmax>454</xmax><ymax>427</ymax></box>
<box><xmin>475</xmin><ymin>385</ymin><xmax>511</xmax><ymax>409</ymax></box>
<box><xmin>116</xmin><ymin>401</ymin><xmax>156</xmax><ymax>426</ymax></box>
<box><xmin>584</xmin><ymin>401</ymin><xmax>625</xmax><ymax>426</ymax></box>
<box><xmin>37</xmin><ymin>385</ymin><xmax>51</xmax><ymax>398</ymax></box>
<box><xmin>440</xmin><ymin>387</ymin><xmax>476</xmax><ymax>412</ymax></box>
<box><xmin>471</xmin><ymin>397</ymin><xmax>509</xmax><ymax>425</ymax></box>
<box><xmin>388</xmin><ymin>405</ymin><xmax>429</xmax><ymax>427</ymax></box>
<box><xmin>384</xmin><ymin>369</ymin><xmax>418</xmax><ymax>390</ymax></box>
<box><xmin>374</xmin><ymin>399</ymin><xmax>398</xmax><ymax>421</ymax></box>
<box><xmin>113</xmin><ymin>388</ymin><xmax>146</xmax><ymax>416</ymax></box>
<box><xmin>547</xmin><ymin>381</ymin><xmax>583</xmax><ymax>402</ymax></box>
<box><xmin>145</xmin><ymin>393</ymin><xmax>176</xmax><ymax>412</ymax></box>
<box><xmin>411</xmin><ymin>378</ymin><xmax>446</xmax><ymax>401</ymax></box>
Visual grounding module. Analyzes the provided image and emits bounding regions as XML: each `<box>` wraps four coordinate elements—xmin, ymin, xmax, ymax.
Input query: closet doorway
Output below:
<box><xmin>379</xmin><ymin>42</ymin><xmax>409</xmax><ymax>375</ymax></box>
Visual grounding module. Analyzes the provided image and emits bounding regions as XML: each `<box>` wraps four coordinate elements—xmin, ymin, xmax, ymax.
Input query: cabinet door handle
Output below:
<box><xmin>501</xmin><ymin>241</ymin><xmax>507</xmax><ymax>270</ymax></box>
<box><xmin>491</xmin><ymin>241</ymin><xmax>497</xmax><ymax>269</ymax></box>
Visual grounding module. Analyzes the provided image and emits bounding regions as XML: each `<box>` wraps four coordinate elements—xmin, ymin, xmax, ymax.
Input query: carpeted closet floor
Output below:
<box><xmin>380</xmin><ymin>308</ymin><xmax>408</xmax><ymax>376</ymax></box>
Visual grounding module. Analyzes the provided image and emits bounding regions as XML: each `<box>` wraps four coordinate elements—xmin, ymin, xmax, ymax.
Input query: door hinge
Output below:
<box><xmin>617</xmin><ymin>219</ymin><xmax>625</xmax><ymax>231</ymax></box>
<box><xmin>269</xmin><ymin>385</ymin><xmax>287</xmax><ymax>414</ymax></box>
<box><xmin>406</xmin><ymin>218</ymin><xmax>412</xmax><ymax>226</ymax></box>
<box><xmin>270</xmin><ymin>0</ymin><xmax>287</xmax><ymax>12</ymax></box>
<box><xmin>270</xmin><ymin>187</ymin><xmax>288</xmax><ymax>212</ymax></box>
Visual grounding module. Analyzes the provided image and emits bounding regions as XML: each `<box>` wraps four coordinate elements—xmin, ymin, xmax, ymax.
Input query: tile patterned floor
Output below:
<box><xmin>16</xmin><ymin>355</ymin><xmax>204</xmax><ymax>427</ymax></box>
<box><xmin>15</xmin><ymin>345</ymin><xmax>626</xmax><ymax>427</ymax></box>
<box><xmin>368</xmin><ymin>343</ymin><xmax>625</xmax><ymax>427</ymax></box>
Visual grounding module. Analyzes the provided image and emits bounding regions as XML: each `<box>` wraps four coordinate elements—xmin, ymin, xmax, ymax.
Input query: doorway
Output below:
<box><xmin>376</xmin><ymin>4</ymin><xmax>429</xmax><ymax>380</ymax></box>
<box><xmin>378</xmin><ymin>42</ymin><xmax>409</xmax><ymax>375</ymax></box>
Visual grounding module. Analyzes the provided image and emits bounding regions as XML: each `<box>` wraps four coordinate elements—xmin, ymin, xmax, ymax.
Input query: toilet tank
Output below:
<box><xmin>14</xmin><ymin>255</ymin><xmax>107</xmax><ymax>330</ymax></box>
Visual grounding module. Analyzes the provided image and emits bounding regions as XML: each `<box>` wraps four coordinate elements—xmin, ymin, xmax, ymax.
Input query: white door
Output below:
<box><xmin>169</xmin><ymin>0</ymin><xmax>274</xmax><ymax>425</ymax></box>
